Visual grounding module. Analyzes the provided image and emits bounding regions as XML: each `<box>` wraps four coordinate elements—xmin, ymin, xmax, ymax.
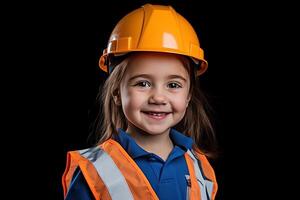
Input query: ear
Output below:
<box><xmin>186</xmin><ymin>94</ymin><xmax>191</xmax><ymax>108</ymax></box>
<box><xmin>113</xmin><ymin>90</ymin><xmax>121</xmax><ymax>106</ymax></box>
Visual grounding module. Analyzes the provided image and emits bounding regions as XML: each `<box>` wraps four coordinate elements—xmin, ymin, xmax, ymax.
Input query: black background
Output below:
<box><xmin>9</xmin><ymin>0</ymin><xmax>298</xmax><ymax>199</ymax></box>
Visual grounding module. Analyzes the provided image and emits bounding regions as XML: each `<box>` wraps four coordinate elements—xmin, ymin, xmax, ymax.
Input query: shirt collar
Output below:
<box><xmin>169</xmin><ymin>128</ymin><xmax>193</xmax><ymax>150</ymax></box>
<box><xmin>114</xmin><ymin>128</ymin><xmax>149</xmax><ymax>159</ymax></box>
<box><xmin>114</xmin><ymin>128</ymin><xmax>193</xmax><ymax>159</ymax></box>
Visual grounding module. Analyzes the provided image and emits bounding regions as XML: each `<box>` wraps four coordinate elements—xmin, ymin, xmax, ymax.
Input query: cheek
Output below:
<box><xmin>121</xmin><ymin>89</ymin><xmax>145</xmax><ymax>111</ymax></box>
<box><xmin>172</xmin><ymin>82</ymin><xmax>191</xmax><ymax>110</ymax></box>
<box><xmin>171</xmin><ymin>94</ymin><xmax>190</xmax><ymax>112</ymax></box>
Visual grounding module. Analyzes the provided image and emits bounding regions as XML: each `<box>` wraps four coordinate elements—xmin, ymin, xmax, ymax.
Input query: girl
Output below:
<box><xmin>63</xmin><ymin>4</ymin><xmax>218</xmax><ymax>200</ymax></box>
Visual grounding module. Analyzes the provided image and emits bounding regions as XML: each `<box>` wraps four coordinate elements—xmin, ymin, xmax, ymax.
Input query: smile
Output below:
<box><xmin>141</xmin><ymin>111</ymin><xmax>171</xmax><ymax>120</ymax></box>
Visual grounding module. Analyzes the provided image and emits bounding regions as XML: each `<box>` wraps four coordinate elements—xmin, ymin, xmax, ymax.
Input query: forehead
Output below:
<box><xmin>125</xmin><ymin>52</ymin><xmax>189</xmax><ymax>77</ymax></box>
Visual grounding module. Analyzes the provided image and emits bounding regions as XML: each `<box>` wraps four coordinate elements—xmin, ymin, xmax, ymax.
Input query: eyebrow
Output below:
<box><xmin>128</xmin><ymin>74</ymin><xmax>187</xmax><ymax>82</ymax></box>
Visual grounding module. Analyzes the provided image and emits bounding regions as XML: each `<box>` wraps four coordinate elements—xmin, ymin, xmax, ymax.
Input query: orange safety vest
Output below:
<box><xmin>62</xmin><ymin>139</ymin><xmax>218</xmax><ymax>200</ymax></box>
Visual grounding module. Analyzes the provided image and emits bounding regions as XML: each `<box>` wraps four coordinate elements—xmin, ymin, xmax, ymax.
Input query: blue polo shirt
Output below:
<box><xmin>65</xmin><ymin>128</ymin><xmax>193</xmax><ymax>200</ymax></box>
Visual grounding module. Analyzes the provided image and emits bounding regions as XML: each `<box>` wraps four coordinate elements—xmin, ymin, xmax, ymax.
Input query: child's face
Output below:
<box><xmin>119</xmin><ymin>52</ymin><xmax>191</xmax><ymax>136</ymax></box>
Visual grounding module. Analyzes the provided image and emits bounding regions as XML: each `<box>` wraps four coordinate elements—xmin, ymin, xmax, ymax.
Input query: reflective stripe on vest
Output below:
<box><xmin>79</xmin><ymin>146</ymin><xmax>134</xmax><ymax>200</ymax></box>
<box><xmin>187</xmin><ymin>150</ymin><xmax>214</xmax><ymax>200</ymax></box>
<box><xmin>100</xmin><ymin>140</ymin><xmax>159</xmax><ymax>200</ymax></box>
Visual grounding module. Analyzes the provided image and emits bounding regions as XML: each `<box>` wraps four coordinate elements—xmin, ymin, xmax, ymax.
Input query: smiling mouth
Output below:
<box><xmin>141</xmin><ymin>111</ymin><xmax>171</xmax><ymax>120</ymax></box>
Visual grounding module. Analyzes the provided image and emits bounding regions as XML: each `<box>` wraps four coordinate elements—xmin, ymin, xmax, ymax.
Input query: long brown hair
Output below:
<box><xmin>95</xmin><ymin>53</ymin><xmax>217</xmax><ymax>158</ymax></box>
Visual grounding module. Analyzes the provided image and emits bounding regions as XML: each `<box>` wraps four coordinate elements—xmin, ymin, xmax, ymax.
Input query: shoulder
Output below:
<box><xmin>62</xmin><ymin>146</ymin><xmax>102</xmax><ymax>198</ymax></box>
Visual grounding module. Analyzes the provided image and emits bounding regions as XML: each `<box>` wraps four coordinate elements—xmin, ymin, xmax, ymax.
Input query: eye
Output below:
<box><xmin>167</xmin><ymin>82</ymin><xmax>182</xmax><ymax>89</ymax></box>
<box><xmin>134</xmin><ymin>81</ymin><xmax>151</xmax><ymax>88</ymax></box>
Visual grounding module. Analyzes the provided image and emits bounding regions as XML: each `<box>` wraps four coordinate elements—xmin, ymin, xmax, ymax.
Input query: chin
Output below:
<box><xmin>141</xmin><ymin>126</ymin><xmax>171</xmax><ymax>135</ymax></box>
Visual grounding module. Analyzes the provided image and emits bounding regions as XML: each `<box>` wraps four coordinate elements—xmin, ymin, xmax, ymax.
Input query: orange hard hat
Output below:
<box><xmin>99</xmin><ymin>4</ymin><xmax>208</xmax><ymax>76</ymax></box>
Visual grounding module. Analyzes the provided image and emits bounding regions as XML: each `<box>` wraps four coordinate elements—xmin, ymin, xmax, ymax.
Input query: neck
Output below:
<box><xmin>126</xmin><ymin>126</ymin><xmax>174</xmax><ymax>161</ymax></box>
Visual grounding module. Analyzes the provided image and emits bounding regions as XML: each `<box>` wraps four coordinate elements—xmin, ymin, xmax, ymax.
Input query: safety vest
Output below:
<box><xmin>62</xmin><ymin>139</ymin><xmax>218</xmax><ymax>200</ymax></box>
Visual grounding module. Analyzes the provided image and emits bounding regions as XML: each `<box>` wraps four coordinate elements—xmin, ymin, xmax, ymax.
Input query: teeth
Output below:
<box><xmin>153</xmin><ymin>113</ymin><xmax>162</xmax><ymax>116</ymax></box>
<box><xmin>147</xmin><ymin>112</ymin><xmax>166</xmax><ymax>116</ymax></box>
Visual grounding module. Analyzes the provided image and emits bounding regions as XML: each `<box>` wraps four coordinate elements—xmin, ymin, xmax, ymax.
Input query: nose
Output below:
<box><xmin>149</xmin><ymin>87</ymin><xmax>167</xmax><ymax>105</ymax></box>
